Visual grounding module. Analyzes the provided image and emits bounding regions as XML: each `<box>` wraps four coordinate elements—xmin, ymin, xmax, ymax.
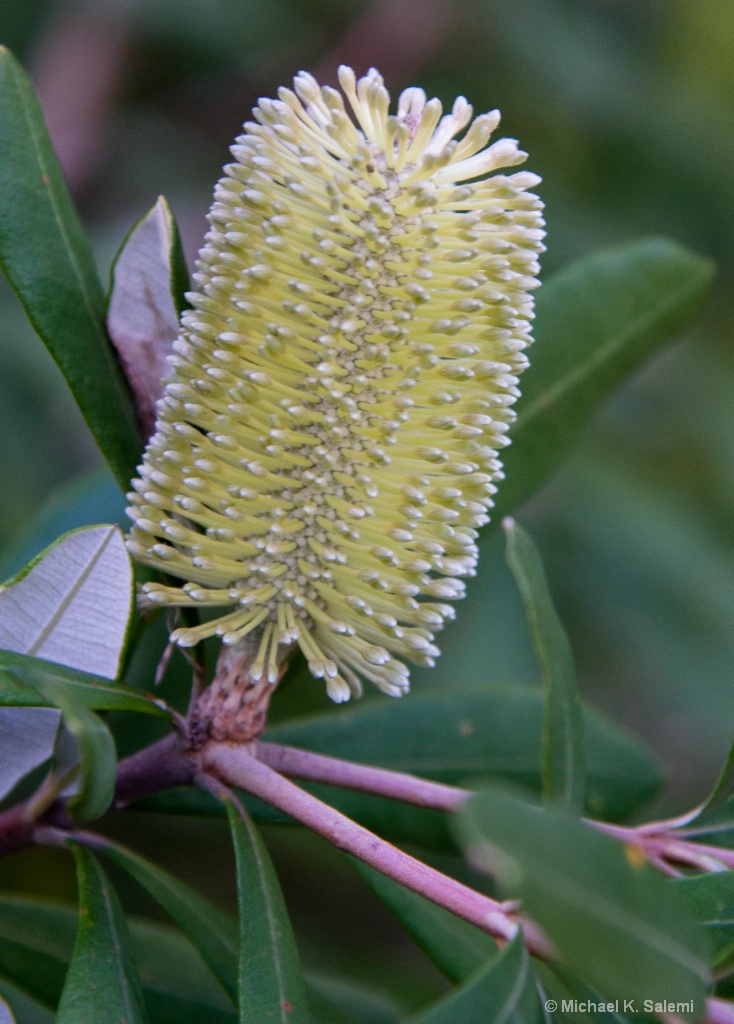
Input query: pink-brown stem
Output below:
<box><xmin>199</xmin><ymin>740</ymin><xmax>554</xmax><ymax>959</ymax></box>
<box><xmin>257</xmin><ymin>742</ymin><xmax>469</xmax><ymax>811</ymax></box>
<box><xmin>707</xmin><ymin>999</ymin><xmax>734</xmax><ymax>1024</ymax></box>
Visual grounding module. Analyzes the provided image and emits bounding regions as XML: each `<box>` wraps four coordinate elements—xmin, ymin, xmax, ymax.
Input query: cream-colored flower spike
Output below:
<box><xmin>126</xmin><ymin>66</ymin><xmax>545</xmax><ymax>702</ymax></box>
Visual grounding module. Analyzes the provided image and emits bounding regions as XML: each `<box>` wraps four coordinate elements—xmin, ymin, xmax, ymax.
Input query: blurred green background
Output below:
<box><xmin>1</xmin><ymin>0</ymin><xmax>733</xmax><ymax>1013</ymax></box>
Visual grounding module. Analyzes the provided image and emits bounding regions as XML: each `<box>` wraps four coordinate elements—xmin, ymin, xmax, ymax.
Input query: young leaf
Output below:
<box><xmin>0</xmin><ymin>706</ymin><xmax>60</xmax><ymax>800</ymax></box>
<box><xmin>0</xmin><ymin>47</ymin><xmax>141</xmax><ymax>489</ymax></box>
<box><xmin>491</xmin><ymin>238</ymin><xmax>715</xmax><ymax>522</ymax></box>
<box><xmin>351</xmin><ymin>860</ymin><xmax>495</xmax><ymax>984</ymax></box>
<box><xmin>504</xmin><ymin>518</ymin><xmax>585</xmax><ymax>813</ymax></box>
<box><xmin>100</xmin><ymin>840</ymin><xmax>238</xmax><ymax>1004</ymax></box>
<box><xmin>0</xmin><ymin>650</ymin><xmax>171</xmax><ymax>718</ymax></box>
<box><xmin>225</xmin><ymin>801</ymin><xmax>309</xmax><ymax>1024</ymax></box>
<box><xmin>33</xmin><ymin>676</ymin><xmax>116</xmax><ymax>820</ymax></box>
<box><xmin>0</xmin><ymin>525</ymin><xmax>133</xmax><ymax>681</ymax></box>
<box><xmin>456</xmin><ymin>787</ymin><xmax>709</xmax><ymax>1014</ymax></box>
<box><xmin>268</xmin><ymin>685</ymin><xmax>661</xmax><ymax>822</ymax></box>
<box><xmin>58</xmin><ymin>846</ymin><xmax>148</xmax><ymax>1024</ymax></box>
<box><xmin>107</xmin><ymin>196</ymin><xmax>188</xmax><ymax>439</ymax></box>
<box><xmin>408</xmin><ymin>933</ymin><xmax>536</xmax><ymax>1024</ymax></box>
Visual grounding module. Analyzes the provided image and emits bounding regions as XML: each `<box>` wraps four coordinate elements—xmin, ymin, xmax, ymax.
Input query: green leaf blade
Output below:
<box><xmin>225</xmin><ymin>802</ymin><xmax>309</xmax><ymax>1024</ymax></box>
<box><xmin>0</xmin><ymin>47</ymin><xmax>141</xmax><ymax>489</ymax></box>
<box><xmin>0</xmin><ymin>649</ymin><xmax>171</xmax><ymax>718</ymax></box>
<box><xmin>101</xmin><ymin>840</ymin><xmax>239</xmax><ymax>1004</ymax></box>
<box><xmin>408</xmin><ymin>933</ymin><xmax>538</xmax><ymax>1024</ymax></box>
<box><xmin>504</xmin><ymin>519</ymin><xmax>585</xmax><ymax>812</ymax></box>
<box><xmin>493</xmin><ymin>238</ymin><xmax>715</xmax><ymax>520</ymax></box>
<box><xmin>676</xmin><ymin>873</ymin><xmax>734</xmax><ymax>974</ymax></box>
<box><xmin>456</xmin><ymin>788</ymin><xmax>709</xmax><ymax>1015</ymax></box>
<box><xmin>693</xmin><ymin>738</ymin><xmax>734</xmax><ymax>818</ymax></box>
<box><xmin>34</xmin><ymin>677</ymin><xmax>116</xmax><ymax>820</ymax></box>
<box><xmin>58</xmin><ymin>847</ymin><xmax>148</xmax><ymax>1024</ymax></box>
<box><xmin>352</xmin><ymin>860</ymin><xmax>495</xmax><ymax>985</ymax></box>
<box><xmin>0</xmin><ymin>892</ymin><xmax>238</xmax><ymax>1022</ymax></box>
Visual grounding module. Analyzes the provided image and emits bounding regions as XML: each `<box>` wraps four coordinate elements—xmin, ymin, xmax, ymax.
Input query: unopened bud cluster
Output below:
<box><xmin>126</xmin><ymin>66</ymin><xmax>544</xmax><ymax>701</ymax></box>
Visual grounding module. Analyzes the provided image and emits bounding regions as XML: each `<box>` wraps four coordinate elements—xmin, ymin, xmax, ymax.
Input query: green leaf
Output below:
<box><xmin>492</xmin><ymin>238</ymin><xmax>715</xmax><ymax>521</ymax></box>
<box><xmin>535</xmin><ymin>965</ymin><xmax>642</xmax><ymax>1024</ymax></box>
<box><xmin>0</xmin><ymin>893</ymin><xmax>237</xmax><ymax>1022</ymax></box>
<box><xmin>32</xmin><ymin>677</ymin><xmax>116</xmax><ymax>819</ymax></box>
<box><xmin>107</xmin><ymin>196</ymin><xmax>188</xmax><ymax>438</ymax></box>
<box><xmin>100</xmin><ymin>840</ymin><xmax>238</xmax><ymax>1004</ymax></box>
<box><xmin>504</xmin><ymin>519</ymin><xmax>585</xmax><ymax>813</ymax></box>
<box><xmin>676</xmin><ymin>873</ymin><xmax>734</xmax><ymax>974</ymax></box>
<box><xmin>0</xmin><ymin>47</ymin><xmax>141</xmax><ymax>489</ymax></box>
<box><xmin>0</xmin><ymin>892</ymin><xmax>360</xmax><ymax>1024</ymax></box>
<box><xmin>268</xmin><ymin>686</ymin><xmax>661</xmax><ymax>822</ymax></box>
<box><xmin>456</xmin><ymin>788</ymin><xmax>709</xmax><ymax>1014</ymax></box>
<box><xmin>352</xmin><ymin>860</ymin><xmax>495</xmax><ymax>984</ymax></box>
<box><xmin>58</xmin><ymin>846</ymin><xmax>147</xmax><ymax>1024</ymax></box>
<box><xmin>408</xmin><ymin>933</ymin><xmax>538</xmax><ymax>1024</ymax></box>
<box><xmin>694</xmin><ymin>738</ymin><xmax>734</xmax><ymax>818</ymax></box>
<box><xmin>225</xmin><ymin>800</ymin><xmax>309</xmax><ymax>1024</ymax></box>
<box><xmin>0</xmin><ymin>525</ymin><xmax>133</xmax><ymax>680</ymax></box>
<box><xmin>307</xmin><ymin>975</ymin><xmax>401</xmax><ymax>1024</ymax></box>
<box><xmin>0</xmin><ymin>649</ymin><xmax>171</xmax><ymax>718</ymax></box>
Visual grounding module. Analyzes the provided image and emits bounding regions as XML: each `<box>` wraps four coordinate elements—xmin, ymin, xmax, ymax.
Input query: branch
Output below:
<box><xmin>199</xmin><ymin>740</ymin><xmax>555</xmax><ymax>960</ymax></box>
<box><xmin>113</xmin><ymin>732</ymin><xmax>193</xmax><ymax>808</ymax></box>
<box><xmin>256</xmin><ymin>741</ymin><xmax>468</xmax><ymax>811</ymax></box>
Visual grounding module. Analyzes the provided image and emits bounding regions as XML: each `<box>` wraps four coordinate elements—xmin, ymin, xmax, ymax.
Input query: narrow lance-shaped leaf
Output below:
<box><xmin>692</xmin><ymin>737</ymin><xmax>734</xmax><ymax>819</ymax></box>
<box><xmin>0</xmin><ymin>525</ymin><xmax>133</xmax><ymax>681</ymax></box>
<box><xmin>100</xmin><ymin>840</ymin><xmax>238</xmax><ymax>1005</ymax></box>
<box><xmin>107</xmin><ymin>196</ymin><xmax>189</xmax><ymax>439</ymax></box>
<box><xmin>0</xmin><ymin>892</ymin><xmax>238</xmax><ymax>1022</ymax></box>
<box><xmin>456</xmin><ymin>787</ymin><xmax>710</xmax><ymax>1015</ymax></box>
<box><xmin>490</xmin><ymin>238</ymin><xmax>715</xmax><ymax>523</ymax></box>
<box><xmin>33</xmin><ymin>676</ymin><xmax>116</xmax><ymax>820</ymax></box>
<box><xmin>504</xmin><ymin>518</ymin><xmax>585</xmax><ymax>813</ymax></box>
<box><xmin>408</xmin><ymin>933</ymin><xmax>538</xmax><ymax>1024</ymax></box>
<box><xmin>225</xmin><ymin>800</ymin><xmax>309</xmax><ymax>1024</ymax></box>
<box><xmin>352</xmin><ymin>860</ymin><xmax>495</xmax><ymax>985</ymax></box>
<box><xmin>0</xmin><ymin>649</ymin><xmax>171</xmax><ymax>717</ymax></box>
<box><xmin>57</xmin><ymin>846</ymin><xmax>148</xmax><ymax>1024</ymax></box>
<box><xmin>0</xmin><ymin>47</ymin><xmax>141</xmax><ymax>488</ymax></box>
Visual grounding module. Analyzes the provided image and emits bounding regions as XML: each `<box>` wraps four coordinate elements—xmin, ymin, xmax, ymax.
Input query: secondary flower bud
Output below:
<box><xmin>126</xmin><ymin>66</ymin><xmax>544</xmax><ymax>702</ymax></box>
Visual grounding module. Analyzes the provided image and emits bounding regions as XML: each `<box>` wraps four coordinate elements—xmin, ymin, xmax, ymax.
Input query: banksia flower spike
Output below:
<box><xmin>126</xmin><ymin>67</ymin><xmax>545</xmax><ymax>703</ymax></box>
